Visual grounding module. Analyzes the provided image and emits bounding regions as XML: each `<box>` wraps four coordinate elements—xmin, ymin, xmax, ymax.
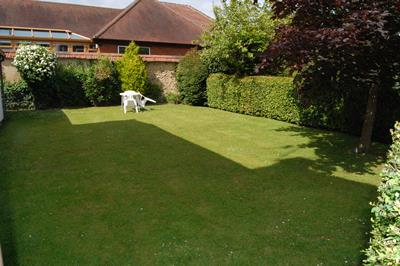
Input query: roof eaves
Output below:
<box><xmin>93</xmin><ymin>0</ymin><xmax>142</xmax><ymax>39</ymax></box>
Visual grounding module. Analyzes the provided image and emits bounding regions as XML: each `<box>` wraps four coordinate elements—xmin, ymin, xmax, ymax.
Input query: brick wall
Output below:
<box><xmin>3</xmin><ymin>54</ymin><xmax>181</xmax><ymax>94</ymax></box>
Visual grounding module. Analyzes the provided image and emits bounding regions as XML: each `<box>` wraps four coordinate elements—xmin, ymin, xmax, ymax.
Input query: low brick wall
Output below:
<box><xmin>3</xmin><ymin>53</ymin><xmax>180</xmax><ymax>93</ymax></box>
<box><xmin>146</xmin><ymin>61</ymin><xmax>178</xmax><ymax>94</ymax></box>
<box><xmin>3</xmin><ymin>59</ymin><xmax>20</xmax><ymax>82</ymax></box>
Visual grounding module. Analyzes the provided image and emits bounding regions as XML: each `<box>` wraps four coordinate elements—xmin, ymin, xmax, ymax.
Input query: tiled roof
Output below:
<box><xmin>0</xmin><ymin>0</ymin><xmax>120</xmax><ymax>38</ymax></box>
<box><xmin>0</xmin><ymin>0</ymin><xmax>212</xmax><ymax>45</ymax></box>
<box><xmin>94</xmin><ymin>0</ymin><xmax>211</xmax><ymax>45</ymax></box>
<box><xmin>161</xmin><ymin>2</ymin><xmax>212</xmax><ymax>30</ymax></box>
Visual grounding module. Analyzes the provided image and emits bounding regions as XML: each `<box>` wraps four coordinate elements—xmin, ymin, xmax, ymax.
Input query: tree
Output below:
<box><xmin>200</xmin><ymin>0</ymin><xmax>279</xmax><ymax>75</ymax></box>
<box><xmin>260</xmin><ymin>0</ymin><xmax>400</xmax><ymax>153</ymax></box>
<box><xmin>117</xmin><ymin>42</ymin><xmax>147</xmax><ymax>93</ymax></box>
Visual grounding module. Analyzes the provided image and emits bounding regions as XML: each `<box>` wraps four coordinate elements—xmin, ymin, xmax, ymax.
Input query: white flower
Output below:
<box><xmin>13</xmin><ymin>45</ymin><xmax>56</xmax><ymax>83</ymax></box>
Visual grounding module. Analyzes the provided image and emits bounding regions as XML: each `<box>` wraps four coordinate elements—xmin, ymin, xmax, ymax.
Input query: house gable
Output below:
<box><xmin>94</xmin><ymin>0</ymin><xmax>210</xmax><ymax>45</ymax></box>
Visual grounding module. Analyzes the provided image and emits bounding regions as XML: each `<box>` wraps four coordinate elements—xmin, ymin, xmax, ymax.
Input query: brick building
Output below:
<box><xmin>0</xmin><ymin>0</ymin><xmax>211</xmax><ymax>56</ymax></box>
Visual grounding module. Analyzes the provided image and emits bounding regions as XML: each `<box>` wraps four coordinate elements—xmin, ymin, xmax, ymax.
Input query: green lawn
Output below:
<box><xmin>0</xmin><ymin>104</ymin><xmax>385</xmax><ymax>265</ymax></box>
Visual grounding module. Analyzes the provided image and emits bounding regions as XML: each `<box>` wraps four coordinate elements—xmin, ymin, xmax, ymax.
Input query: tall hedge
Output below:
<box><xmin>83</xmin><ymin>58</ymin><xmax>120</xmax><ymax>106</ymax></box>
<box><xmin>176</xmin><ymin>50</ymin><xmax>209</xmax><ymax>106</ymax></box>
<box><xmin>3</xmin><ymin>80</ymin><xmax>35</xmax><ymax>110</ymax></box>
<box><xmin>207</xmin><ymin>74</ymin><xmax>301</xmax><ymax>123</ymax></box>
<box><xmin>364</xmin><ymin>122</ymin><xmax>400</xmax><ymax>265</ymax></box>
<box><xmin>207</xmin><ymin>73</ymin><xmax>400</xmax><ymax>142</ymax></box>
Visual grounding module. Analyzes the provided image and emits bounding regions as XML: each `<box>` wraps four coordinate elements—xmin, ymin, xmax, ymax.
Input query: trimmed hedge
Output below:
<box><xmin>207</xmin><ymin>74</ymin><xmax>301</xmax><ymax>123</ymax></box>
<box><xmin>207</xmin><ymin>73</ymin><xmax>400</xmax><ymax>142</ymax></box>
<box><xmin>83</xmin><ymin>58</ymin><xmax>120</xmax><ymax>106</ymax></box>
<box><xmin>4</xmin><ymin>63</ymin><xmax>91</xmax><ymax>110</ymax></box>
<box><xmin>52</xmin><ymin>63</ymin><xmax>88</xmax><ymax>107</ymax></box>
<box><xmin>364</xmin><ymin>122</ymin><xmax>400</xmax><ymax>265</ymax></box>
<box><xmin>4</xmin><ymin>80</ymin><xmax>35</xmax><ymax>110</ymax></box>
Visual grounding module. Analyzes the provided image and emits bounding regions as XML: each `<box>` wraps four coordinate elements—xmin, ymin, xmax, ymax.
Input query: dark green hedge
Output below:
<box><xmin>364</xmin><ymin>122</ymin><xmax>400</xmax><ymax>265</ymax></box>
<box><xmin>207</xmin><ymin>74</ymin><xmax>301</xmax><ymax>123</ymax></box>
<box><xmin>207</xmin><ymin>73</ymin><xmax>400</xmax><ymax>143</ymax></box>
<box><xmin>4</xmin><ymin>80</ymin><xmax>35</xmax><ymax>111</ymax></box>
<box><xmin>176</xmin><ymin>50</ymin><xmax>209</xmax><ymax>106</ymax></box>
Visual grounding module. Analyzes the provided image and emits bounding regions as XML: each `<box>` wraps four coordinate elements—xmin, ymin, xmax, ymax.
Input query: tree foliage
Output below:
<box><xmin>176</xmin><ymin>50</ymin><xmax>209</xmax><ymax>106</ymax></box>
<box><xmin>117</xmin><ymin>42</ymin><xmax>148</xmax><ymax>93</ymax></box>
<box><xmin>201</xmin><ymin>0</ymin><xmax>279</xmax><ymax>75</ymax></box>
<box><xmin>260</xmin><ymin>0</ymin><xmax>400</xmax><ymax>152</ymax></box>
<box><xmin>84</xmin><ymin>58</ymin><xmax>120</xmax><ymax>106</ymax></box>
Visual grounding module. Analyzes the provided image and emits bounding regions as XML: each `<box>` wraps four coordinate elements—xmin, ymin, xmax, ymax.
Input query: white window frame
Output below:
<box><xmin>117</xmin><ymin>45</ymin><xmax>127</xmax><ymax>54</ymax></box>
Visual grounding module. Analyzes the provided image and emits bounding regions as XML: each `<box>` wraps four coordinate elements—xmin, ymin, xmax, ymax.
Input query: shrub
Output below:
<box><xmin>83</xmin><ymin>58</ymin><xmax>120</xmax><ymax>106</ymax></box>
<box><xmin>3</xmin><ymin>80</ymin><xmax>34</xmax><ymax>110</ymax></box>
<box><xmin>52</xmin><ymin>63</ymin><xmax>89</xmax><ymax>107</ymax></box>
<box><xmin>146</xmin><ymin>82</ymin><xmax>162</xmax><ymax>102</ymax></box>
<box><xmin>165</xmin><ymin>92</ymin><xmax>181</xmax><ymax>104</ymax></box>
<box><xmin>364</xmin><ymin>122</ymin><xmax>400</xmax><ymax>265</ymax></box>
<box><xmin>176</xmin><ymin>50</ymin><xmax>209</xmax><ymax>106</ymax></box>
<box><xmin>13</xmin><ymin>45</ymin><xmax>57</xmax><ymax>83</ymax></box>
<box><xmin>117</xmin><ymin>42</ymin><xmax>147</xmax><ymax>93</ymax></box>
<box><xmin>207</xmin><ymin>74</ymin><xmax>300</xmax><ymax>123</ymax></box>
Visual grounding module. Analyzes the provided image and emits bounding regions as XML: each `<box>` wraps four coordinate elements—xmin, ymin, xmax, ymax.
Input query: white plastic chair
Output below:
<box><xmin>120</xmin><ymin>91</ymin><xmax>156</xmax><ymax>113</ymax></box>
<box><xmin>121</xmin><ymin>91</ymin><xmax>141</xmax><ymax>114</ymax></box>
<box><xmin>136</xmin><ymin>94</ymin><xmax>156</xmax><ymax>109</ymax></box>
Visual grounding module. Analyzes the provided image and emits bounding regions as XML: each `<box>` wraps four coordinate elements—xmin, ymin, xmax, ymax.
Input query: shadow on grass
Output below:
<box><xmin>0</xmin><ymin>172</ymin><xmax>17</xmax><ymax>265</ymax></box>
<box><xmin>0</xmin><ymin>110</ymin><xmax>382</xmax><ymax>265</ymax></box>
<box><xmin>274</xmin><ymin>125</ymin><xmax>386</xmax><ymax>176</ymax></box>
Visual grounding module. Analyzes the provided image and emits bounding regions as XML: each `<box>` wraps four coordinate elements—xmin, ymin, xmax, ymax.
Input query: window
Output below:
<box><xmin>0</xmin><ymin>40</ymin><xmax>11</xmax><ymax>46</ymax></box>
<box><xmin>33</xmin><ymin>30</ymin><xmax>51</xmax><ymax>38</ymax></box>
<box><xmin>0</xmin><ymin>28</ymin><xmax>12</xmax><ymax>36</ymax></box>
<box><xmin>118</xmin><ymin>46</ymin><xmax>151</xmax><ymax>55</ymax></box>
<box><xmin>88</xmin><ymin>44</ymin><xmax>98</xmax><ymax>53</ymax></box>
<box><xmin>138</xmin><ymin>47</ymin><xmax>150</xmax><ymax>55</ymax></box>
<box><xmin>72</xmin><ymin>45</ymin><xmax>85</xmax><ymax>53</ymax></box>
<box><xmin>36</xmin><ymin>42</ymin><xmax>50</xmax><ymax>47</ymax></box>
<box><xmin>56</xmin><ymin>44</ymin><xmax>68</xmax><ymax>53</ymax></box>
<box><xmin>17</xmin><ymin>41</ymin><xmax>32</xmax><ymax>45</ymax></box>
<box><xmin>0</xmin><ymin>40</ymin><xmax>13</xmax><ymax>51</ymax></box>
<box><xmin>14</xmin><ymin>29</ymin><xmax>32</xmax><ymax>37</ymax></box>
<box><xmin>118</xmin><ymin>45</ymin><xmax>127</xmax><ymax>54</ymax></box>
<box><xmin>52</xmin><ymin>31</ymin><xmax>69</xmax><ymax>39</ymax></box>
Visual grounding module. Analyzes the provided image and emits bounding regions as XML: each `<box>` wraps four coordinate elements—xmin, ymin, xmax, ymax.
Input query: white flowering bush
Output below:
<box><xmin>364</xmin><ymin>122</ymin><xmax>400</xmax><ymax>265</ymax></box>
<box><xmin>13</xmin><ymin>45</ymin><xmax>57</xmax><ymax>83</ymax></box>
